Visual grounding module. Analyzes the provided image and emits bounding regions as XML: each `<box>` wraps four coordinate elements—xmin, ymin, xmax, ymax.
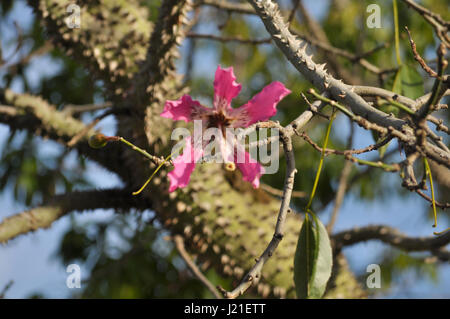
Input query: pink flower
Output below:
<box><xmin>161</xmin><ymin>65</ymin><xmax>291</xmax><ymax>192</ymax></box>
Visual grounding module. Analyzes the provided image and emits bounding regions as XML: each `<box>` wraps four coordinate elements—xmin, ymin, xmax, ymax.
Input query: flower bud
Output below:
<box><xmin>88</xmin><ymin>133</ymin><xmax>109</xmax><ymax>149</ymax></box>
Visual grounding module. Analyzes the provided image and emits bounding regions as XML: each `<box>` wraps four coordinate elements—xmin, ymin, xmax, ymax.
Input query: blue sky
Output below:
<box><xmin>0</xmin><ymin>0</ymin><xmax>448</xmax><ymax>298</ymax></box>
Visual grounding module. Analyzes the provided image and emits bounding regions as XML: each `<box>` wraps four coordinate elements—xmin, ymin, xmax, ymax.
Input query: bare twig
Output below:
<box><xmin>63</xmin><ymin>102</ymin><xmax>113</xmax><ymax>115</ymax></box>
<box><xmin>405</xmin><ymin>26</ymin><xmax>440</xmax><ymax>79</ymax></box>
<box><xmin>327</xmin><ymin>161</ymin><xmax>352</xmax><ymax>233</ymax></box>
<box><xmin>333</xmin><ymin>224</ymin><xmax>450</xmax><ymax>253</ymax></box>
<box><xmin>261</xmin><ymin>183</ymin><xmax>306</xmax><ymax>198</ymax></box>
<box><xmin>426</xmin><ymin>115</ymin><xmax>449</xmax><ymax>135</ymax></box>
<box><xmin>0</xmin><ymin>22</ymin><xmax>24</xmax><ymax>68</ymax></box>
<box><xmin>219</xmin><ymin>127</ymin><xmax>297</xmax><ymax>298</ymax></box>
<box><xmin>299</xmin><ymin>131</ymin><xmax>393</xmax><ymax>156</ymax></box>
<box><xmin>173</xmin><ymin>235</ymin><xmax>223</xmax><ymax>299</ymax></box>
<box><xmin>187</xmin><ymin>32</ymin><xmax>271</xmax><ymax>45</ymax></box>
<box><xmin>415</xmin><ymin>189</ymin><xmax>450</xmax><ymax>209</ymax></box>
<box><xmin>327</xmin><ymin>121</ymin><xmax>355</xmax><ymax>233</ymax></box>
<box><xmin>352</xmin><ymin>43</ymin><xmax>389</xmax><ymax>61</ymax></box>
<box><xmin>287</xmin><ymin>0</ymin><xmax>300</xmax><ymax>24</ymax></box>
<box><xmin>417</xmin><ymin>44</ymin><xmax>449</xmax><ymax>117</ymax></box>
<box><xmin>0</xmin><ymin>281</ymin><xmax>13</xmax><ymax>299</ymax></box>
<box><xmin>2</xmin><ymin>42</ymin><xmax>52</xmax><ymax>72</ymax></box>
<box><xmin>300</xmin><ymin>93</ymin><xmax>330</xmax><ymax>119</ymax></box>
<box><xmin>197</xmin><ymin>0</ymin><xmax>254</xmax><ymax>15</ymax></box>
<box><xmin>67</xmin><ymin>109</ymin><xmax>117</xmax><ymax>147</ymax></box>
<box><xmin>300</xmin><ymin>131</ymin><xmax>399</xmax><ymax>172</ymax></box>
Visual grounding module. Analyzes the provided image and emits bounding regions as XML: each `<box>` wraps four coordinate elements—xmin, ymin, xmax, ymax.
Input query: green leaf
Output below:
<box><xmin>377</xmin><ymin>138</ymin><xmax>389</xmax><ymax>159</ymax></box>
<box><xmin>384</xmin><ymin>65</ymin><xmax>423</xmax><ymax>101</ymax></box>
<box><xmin>391</xmin><ymin>66</ymin><xmax>403</xmax><ymax>95</ymax></box>
<box><xmin>294</xmin><ymin>215</ymin><xmax>314</xmax><ymax>298</ymax></box>
<box><xmin>294</xmin><ymin>212</ymin><xmax>333</xmax><ymax>299</ymax></box>
<box><xmin>400</xmin><ymin>64</ymin><xmax>424</xmax><ymax>99</ymax></box>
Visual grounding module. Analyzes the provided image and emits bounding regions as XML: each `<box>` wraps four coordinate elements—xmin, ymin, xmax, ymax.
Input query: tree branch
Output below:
<box><xmin>0</xmin><ymin>188</ymin><xmax>149</xmax><ymax>243</ymax></box>
<box><xmin>187</xmin><ymin>32</ymin><xmax>271</xmax><ymax>45</ymax></box>
<box><xmin>197</xmin><ymin>0</ymin><xmax>254</xmax><ymax>15</ymax></box>
<box><xmin>0</xmin><ymin>89</ymin><xmax>125</xmax><ymax>178</ymax></box>
<box><xmin>332</xmin><ymin>225</ymin><xmax>450</xmax><ymax>253</ymax></box>
<box><xmin>247</xmin><ymin>0</ymin><xmax>405</xmax><ymax>130</ymax></box>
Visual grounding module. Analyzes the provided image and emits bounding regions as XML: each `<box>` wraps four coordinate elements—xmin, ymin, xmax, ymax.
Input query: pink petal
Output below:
<box><xmin>167</xmin><ymin>137</ymin><xmax>202</xmax><ymax>192</ymax></box>
<box><xmin>235</xmin><ymin>147</ymin><xmax>265</xmax><ymax>189</ymax></box>
<box><xmin>213</xmin><ymin>65</ymin><xmax>242</xmax><ymax>111</ymax></box>
<box><xmin>161</xmin><ymin>94</ymin><xmax>209</xmax><ymax>123</ymax></box>
<box><xmin>232</xmin><ymin>81</ymin><xmax>291</xmax><ymax>127</ymax></box>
